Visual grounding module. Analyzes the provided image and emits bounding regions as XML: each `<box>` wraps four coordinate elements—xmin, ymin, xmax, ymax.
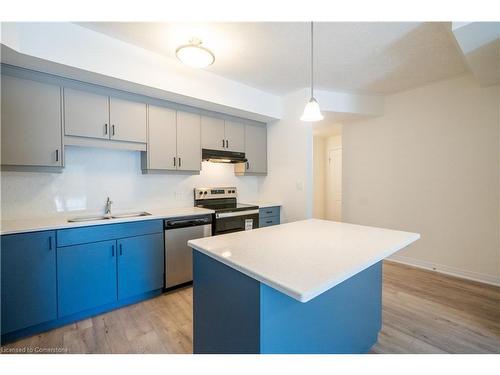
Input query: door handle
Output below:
<box><xmin>222</xmin><ymin>139</ymin><xmax>225</xmax><ymax>148</ymax></box>
<box><xmin>225</xmin><ymin>139</ymin><xmax>229</xmax><ymax>148</ymax></box>
<box><xmin>104</xmin><ymin>123</ymin><xmax>108</xmax><ymax>135</ymax></box>
<box><xmin>173</xmin><ymin>157</ymin><xmax>176</xmax><ymax>167</ymax></box>
<box><xmin>48</xmin><ymin>236</ymin><xmax>53</xmax><ymax>250</ymax></box>
<box><xmin>178</xmin><ymin>157</ymin><xmax>182</xmax><ymax>167</ymax></box>
<box><xmin>111</xmin><ymin>245</ymin><xmax>115</xmax><ymax>257</ymax></box>
<box><xmin>111</xmin><ymin>125</ymin><xmax>115</xmax><ymax>136</ymax></box>
<box><xmin>119</xmin><ymin>244</ymin><xmax>123</xmax><ymax>256</ymax></box>
<box><xmin>55</xmin><ymin>149</ymin><xmax>59</xmax><ymax>162</ymax></box>
<box><xmin>246</xmin><ymin>161</ymin><xmax>249</xmax><ymax>170</ymax></box>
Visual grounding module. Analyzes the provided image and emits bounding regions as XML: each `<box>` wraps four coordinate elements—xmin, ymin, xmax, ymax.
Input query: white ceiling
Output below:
<box><xmin>78</xmin><ymin>22</ymin><xmax>468</xmax><ymax>96</ymax></box>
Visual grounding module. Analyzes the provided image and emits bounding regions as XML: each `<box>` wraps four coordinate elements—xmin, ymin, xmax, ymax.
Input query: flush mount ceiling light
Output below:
<box><xmin>176</xmin><ymin>37</ymin><xmax>215</xmax><ymax>69</ymax></box>
<box><xmin>301</xmin><ymin>22</ymin><xmax>324</xmax><ymax>122</ymax></box>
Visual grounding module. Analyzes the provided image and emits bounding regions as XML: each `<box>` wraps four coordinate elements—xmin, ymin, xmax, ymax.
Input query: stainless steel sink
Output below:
<box><xmin>68</xmin><ymin>211</ymin><xmax>151</xmax><ymax>223</ymax></box>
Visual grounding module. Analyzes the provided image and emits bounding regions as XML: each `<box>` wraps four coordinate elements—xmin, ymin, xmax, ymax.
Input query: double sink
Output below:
<box><xmin>68</xmin><ymin>211</ymin><xmax>151</xmax><ymax>223</ymax></box>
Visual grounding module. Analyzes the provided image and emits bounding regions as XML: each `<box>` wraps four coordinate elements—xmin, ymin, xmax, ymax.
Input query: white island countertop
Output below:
<box><xmin>0</xmin><ymin>207</ymin><xmax>214</xmax><ymax>235</ymax></box>
<box><xmin>189</xmin><ymin>219</ymin><xmax>420</xmax><ymax>303</ymax></box>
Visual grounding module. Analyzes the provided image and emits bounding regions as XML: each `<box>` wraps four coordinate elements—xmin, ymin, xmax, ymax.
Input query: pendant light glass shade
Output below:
<box><xmin>301</xmin><ymin>22</ymin><xmax>323</xmax><ymax>122</ymax></box>
<box><xmin>300</xmin><ymin>97</ymin><xmax>324</xmax><ymax>121</ymax></box>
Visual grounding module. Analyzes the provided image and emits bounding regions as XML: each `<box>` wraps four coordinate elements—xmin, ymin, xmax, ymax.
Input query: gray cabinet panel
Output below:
<box><xmin>109</xmin><ymin>97</ymin><xmax>147</xmax><ymax>143</ymax></box>
<box><xmin>147</xmin><ymin>105</ymin><xmax>177</xmax><ymax>170</ymax></box>
<box><xmin>64</xmin><ymin>88</ymin><xmax>109</xmax><ymax>139</ymax></box>
<box><xmin>225</xmin><ymin>120</ymin><xmax>245</xmax><ymax>152</ymax></box>
<box><xmin>201</xmin><ymin>116</ymin><xmax>225</xmax><ymax>150</ymax></box>
<box><xmin>1</xmin><ymin>75</ymin><xmax>63</xmax><ymax>167</ymax></box>
<box><xmin>245</xmin><ymin>124</ymin><xmax>267</xmax><ymax>173</ymax></box>
<box><xmin>177</xmin><ymin>111</ymin><xmax>201</xmax><ymax>171</ymax></box>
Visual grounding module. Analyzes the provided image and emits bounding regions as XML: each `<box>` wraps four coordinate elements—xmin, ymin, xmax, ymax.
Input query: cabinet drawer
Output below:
<box><xmin>259</xmin><ymin>215</ymin><xmax>280</xmax><ymax>228</ymax></box>
<box><xmin>57</xmin><ymin>219</ymin><xmax>163</xmax><ymax>247</ymax></box>
<box><xmin>259</xmin><ymin>206</ymin><xmax>280</xmax><ymax>219</ymax></box>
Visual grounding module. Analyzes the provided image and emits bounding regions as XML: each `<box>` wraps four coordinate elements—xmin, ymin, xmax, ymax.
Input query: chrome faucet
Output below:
<box><xmin>105</xmin><ymin>197</ymin><xmax>113</xmax><ymax>216</ymax></box>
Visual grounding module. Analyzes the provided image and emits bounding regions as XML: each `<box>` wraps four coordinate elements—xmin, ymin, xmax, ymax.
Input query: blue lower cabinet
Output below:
<box><xmin>259</xmin><ymin>206</ymin><xmax>281</xmax><ymax>228</ymax></box>
<box><xmin>117</xmin><ymin>233</ymin><xmax>164</xmax><ymax>300</ymax></box>
<box><xmin>57</xmin><ymin>240</ymin><xmax>118</xmax><ymax>317</ymax></box>
<box><xmin>1</xmin><ymin>231</ymin><xmax>57</xmax><ymax>334</ymax></box>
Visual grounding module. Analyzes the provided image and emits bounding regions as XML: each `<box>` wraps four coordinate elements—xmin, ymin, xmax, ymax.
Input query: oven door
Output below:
<box><xmin>214</xmin><ymin>210</ymin><xmax>259</xmax><ymax>235</ymax></box>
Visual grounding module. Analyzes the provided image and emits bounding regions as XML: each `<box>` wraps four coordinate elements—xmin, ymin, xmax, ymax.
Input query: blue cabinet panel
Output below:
<box><xmin>117</xmin><ymin>233</ymin><xmax>164</xmax><ymax>300</ymax></box>
<box><xmin>57</xmin><ymin>219</ymin><xmax>163</xmax><ymax>247</ymax></box>
<box><xmin>1</xmin><ymin>231</ymin><xmax>57</xmax><ymax>334</ymax></box>
<box><xmin>259</xmin><ymin>206</ymin><xmax>280</xmax><ymax>219</ymax></box>
<box><xmin>57</xmin><ymin>240</ymin><xmax>118</xmax><ymax>317</ymax></box>
<box><xmin>259</xmin><ymin>216</ymin><xmax>280</xmax><ymax>227</ymax></box>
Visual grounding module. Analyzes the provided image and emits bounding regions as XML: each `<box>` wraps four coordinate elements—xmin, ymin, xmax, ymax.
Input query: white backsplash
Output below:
<box><xmin>1</xmin><ymin>146</ymin><xmax>261</xmax><ymax>220</ymax></box>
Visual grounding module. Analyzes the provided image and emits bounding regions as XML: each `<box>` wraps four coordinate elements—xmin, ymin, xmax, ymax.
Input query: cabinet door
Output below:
<box><xmin>64</xmin><ymin>88</ymin><xmax>109</xmax><ymax>139</ymax></box>
<box><xmin>117</xmin><ymin>233</ymin><xmax>164</xmax><ymax>300</ymax></box>
<box><xmin>201</xmin><ymin>116</ymin><xmax>225</xmax><ymax>151</ymax></box>
<box><xmin>177</xmin><ymin>111</ymin><xmax>201</xmax><ymax>171</ymax></box>
<box><xmin>148</xmin><ymin>105</ymin><xmax>177</xmax><ymax>170</ymax></box>
<box><xmin>57</xmin><ymin>240</ymin><xmax>117</xmax><ymax>317</ymax></box>
<box><xmin>1</xmin><ymin>231</ymin><xmax>57</xmax><ymax>334</ymax></box>
<box><xmin>224</xmin><ymin>120</ymin><xmax>245</xmax><ymax>152</ymax></box>
<box><xmin>245</xmin><ymin>124</ymin><xmax>267</xmax><ymax>173</ymax></box>
<box><xmin>1</xmin><ymin>75</ymin><xmax>63</xmax><ymax>167</ymax></box>
<box><xmin>109</xmin><ymin>97</ymin><xmax>147</xmax><ymax>143</ymax></box>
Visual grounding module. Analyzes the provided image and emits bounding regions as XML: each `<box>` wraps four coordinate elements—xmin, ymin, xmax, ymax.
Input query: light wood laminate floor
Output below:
<box><xmin>2</xmin><ymin>261</ymin><xmax>499</xmax><ymax>354</ymax></box>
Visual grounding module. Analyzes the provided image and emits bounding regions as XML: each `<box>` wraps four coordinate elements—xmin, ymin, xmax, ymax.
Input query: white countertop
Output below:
<box><xmin>188</xmin><ymin>219</ymin><xmax>420</xmax><ymax>303</ymax></box>
<box><xmin>0</xmin><ymin>207</ymin><xmax>214</xmax><ymax>235</ymax></box>
<box><xmin>243</xmin><ymin>201</ymin><xmax>282</xmax><ymax>209</ymax></box>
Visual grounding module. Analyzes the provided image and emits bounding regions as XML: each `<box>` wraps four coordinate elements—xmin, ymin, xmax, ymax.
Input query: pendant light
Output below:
<box><xmin>301</xmin><ymin>22</ymin><xmax>324</xmax><ymax>122</ymax></box>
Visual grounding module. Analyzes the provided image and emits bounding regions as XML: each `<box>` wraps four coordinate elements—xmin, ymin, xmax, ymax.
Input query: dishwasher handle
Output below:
<box><xmin>165</xmin><ymin>215</ymin><xmax>212</xmax><ymax>230</ymax></box>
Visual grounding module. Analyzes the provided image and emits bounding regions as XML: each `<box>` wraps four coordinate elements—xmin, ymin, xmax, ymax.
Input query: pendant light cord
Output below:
<box><xmin>310</xmin><ymin>21</ymin><xmax>314</xmax><ymax>98</ymax></box>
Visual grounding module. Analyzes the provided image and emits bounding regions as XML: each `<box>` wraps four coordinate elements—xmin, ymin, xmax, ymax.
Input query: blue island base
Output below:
<box><xmin>193</xmin><ymin>251</ymin><xmax>382</xmax><ymax>354</ymax></box>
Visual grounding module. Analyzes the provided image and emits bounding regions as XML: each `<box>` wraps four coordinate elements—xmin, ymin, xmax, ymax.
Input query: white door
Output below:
<box><xmin>64</xmin><ymin>88</ymin><xmax>109</xmax><ymax>139</ymax></box>
<box><xmin>201</xmin><ymin>116</ymin><xmax>225</xmax><ymax>150</ymax></box>
<box><xmin>1</xmin><ymin>75</ymin><xmax>63</xmax><ymax>167</ymax></box>
<box><xmin>147</xmin><ymin>105</ymin><xmax>177</xmax><ymax>170</ymax></box>
<box><xmin>326</xmin><ymin>148</ymin><xmax>342</xmax><ymax>221</ymax></box>
<box><xmin>109</xmin><ymin>97</ymin><xmax>147</xmax><ymax>143</ymax></box>
<box><xmin>176</xmin><ymin>111</ymin><xmax>201</xmax><ymax>171</ymax></box>
<box><xmin>244</xmin><ymin>124</ymin><xmax>267</xmax><ymax>173</ymax></box>
<box><xmin>224</xmin><ymin>120</ymin><xmax>245</xmax><ymax>152</ymax></box>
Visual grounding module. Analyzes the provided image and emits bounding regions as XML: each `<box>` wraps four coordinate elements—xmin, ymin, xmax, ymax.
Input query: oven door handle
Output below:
<box><xmin>215</xmin><ymin>209</ymin><xmax>259</xmax><ymax>219</ymax></box>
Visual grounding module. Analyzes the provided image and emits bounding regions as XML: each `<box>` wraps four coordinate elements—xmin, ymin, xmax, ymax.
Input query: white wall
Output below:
<box><xmin>259</xmin><ymin>90</ymin><xmax>313</xmax><ymax>223</ymax></box>
<box><xmin>1</xmin><ymin>146</ymin><xmax>260</xmax><ymax>220</ymax></box>
<box><xmin>313</xmin><ymin>136</ymin><xmax>325</xmax><ymax>219</ymax></box>
<box><xmin>342</xmin><ymin>74</ymin><xmax>500</xmax><ymax>285</ymax></box>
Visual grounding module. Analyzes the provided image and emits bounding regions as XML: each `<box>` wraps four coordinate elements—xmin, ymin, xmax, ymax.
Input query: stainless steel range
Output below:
<box><xmin>194</xmin><ymin>187</ymin><xmax>259</xmax><ymax>235</ymax></box>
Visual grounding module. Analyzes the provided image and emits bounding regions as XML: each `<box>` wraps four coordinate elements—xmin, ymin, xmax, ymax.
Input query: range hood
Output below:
<box><xmin>202</xmin><ymin>149</ymin><xmax>247</xmax><ymax>164</ymax></box>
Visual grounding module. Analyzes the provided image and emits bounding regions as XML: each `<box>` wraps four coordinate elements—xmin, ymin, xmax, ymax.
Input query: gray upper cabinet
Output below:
<box><xmin>177</xmin><ymin>111</ymin><xmax>201</xmax><ymax>171</ymax></box>
<box><xmin>64</xmin><ymin>88</ymin><xmax>109</xmax><ymax>139</ymax></box>
<box><xmin>146</xmin><ymin>105</ymin><xmax>177</xmax><ymax>171</ymax></box>
<box><xmin>1</xmin><ymin>75</ymin><xmax>63</xmax><ymax>168</ymax></box>
<box><xmin>109</xmin><ymin>97</ymin><xmax>147</xmax><ymax>143</ymax></box>
<box><xmin>201</xmin><ymin>116</ymin><xmax>225</xmax><ymax>151</ymax></box>
<box><xmin>244</xmin><ymin>123</ymin><xmax>267</xmax><ymax>174</ymax></box>
<box><xmin>224</xmin><ymin>120</ymin><xmax>245</xmax><ymax>152</ymax></box>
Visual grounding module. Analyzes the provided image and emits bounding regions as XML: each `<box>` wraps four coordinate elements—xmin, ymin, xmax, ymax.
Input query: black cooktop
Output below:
<box><xmin>195</xmin><ymin>199</ymin><xmax>258</xmax><ymax>213</ymax></box>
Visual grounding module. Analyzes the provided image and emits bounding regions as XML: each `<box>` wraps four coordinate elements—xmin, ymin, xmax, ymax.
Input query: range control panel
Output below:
<box><xmin>194</xmin><ymin>187</ymin><xmax>237</xmax><ymax>200</ymax></box>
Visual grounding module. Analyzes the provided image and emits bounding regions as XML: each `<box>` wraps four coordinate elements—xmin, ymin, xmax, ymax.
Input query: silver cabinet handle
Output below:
<box><xmin>55</xmin><ymin>149</ymin><xmax>59</xmax><ymax>162</ymax></box>
<box><xmin>173</xmin><ymin>157</ymin><xmax>176</xmax><ymax>167</ymax></box>
<box><xmin>111</xmin><ymin>125</ymin><xmax>115</xmax><ymax>136</ymax></box>
<box><xmin>178</xmin><ymin>157</ymin><xmax>182</xmax><ymax>167</ymax></box>
<box><xmin>104</xmin><ymin>123</ymin><xmax>108</xmax><ymax>135</ymax></box>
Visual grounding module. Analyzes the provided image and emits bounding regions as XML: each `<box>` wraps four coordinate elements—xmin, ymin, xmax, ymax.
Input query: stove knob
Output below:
<box><xmin>198</xmin><ymin>191</ymin><xmax>203</xmax><ymax>195</ymax></box>
<box><xmin>203</xmin><ymin>191</ymin><xmax>207</xmax><ymax>195</ymax></box>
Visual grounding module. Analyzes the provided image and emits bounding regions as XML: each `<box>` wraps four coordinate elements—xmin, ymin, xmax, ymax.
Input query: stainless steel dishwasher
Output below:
<box><xmin>164</xmin><ymin>214</ymin><xmax>212</xmax><ymax>288</ymax></box>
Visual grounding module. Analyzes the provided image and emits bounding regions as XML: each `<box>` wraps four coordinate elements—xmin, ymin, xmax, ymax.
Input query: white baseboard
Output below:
<box><xmin>388</xmin><ymin>255</ymin><xmax>500</xmax><ymax>287</ymax></box>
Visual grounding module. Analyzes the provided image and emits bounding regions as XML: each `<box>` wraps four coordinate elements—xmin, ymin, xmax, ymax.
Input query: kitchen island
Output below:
<box><xmin>188</xmin><ymin>219</ymin><xmax>420</xmax><ymax>354</ymax></box>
